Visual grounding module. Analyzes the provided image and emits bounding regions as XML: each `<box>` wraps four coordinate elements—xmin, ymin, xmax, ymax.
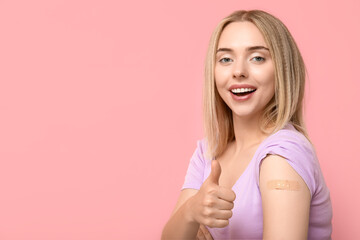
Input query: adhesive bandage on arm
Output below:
<box><xmin>266</xmin><ymin>179</ymin><xmax>301</xmax><ymax>191</ymax></box>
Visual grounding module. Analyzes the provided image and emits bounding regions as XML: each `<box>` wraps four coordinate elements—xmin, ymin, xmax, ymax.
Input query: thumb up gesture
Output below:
<box><xmin>189</xmin><ymin>160</ymin><xmax>236</xmax><ymax>228</ymax></box>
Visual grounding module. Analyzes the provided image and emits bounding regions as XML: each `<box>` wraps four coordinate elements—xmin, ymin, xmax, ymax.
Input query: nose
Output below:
<box><xmin>232</xmin><ymin>59</ymin><xmax>248</xmax><ymax>79</ymax></box>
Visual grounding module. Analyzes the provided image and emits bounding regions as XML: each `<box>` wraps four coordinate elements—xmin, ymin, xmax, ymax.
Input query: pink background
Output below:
<box><xmin>0</xmin><ymin>0</ymin><xmax>359</xmax><ymax>239</ymax></box>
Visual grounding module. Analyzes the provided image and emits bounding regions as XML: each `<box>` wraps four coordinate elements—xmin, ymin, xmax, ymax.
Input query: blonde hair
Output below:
<box><xmin>203</xmin><ymin>10</ymin><xmax>308</xmax><ymax>159</ymax></box>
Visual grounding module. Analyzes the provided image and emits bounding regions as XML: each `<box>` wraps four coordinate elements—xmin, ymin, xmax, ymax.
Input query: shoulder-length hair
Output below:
<box><xmin>203</xmin><ymin>10</ymin><xmax>308</xmax><ymax>159</ymax></box>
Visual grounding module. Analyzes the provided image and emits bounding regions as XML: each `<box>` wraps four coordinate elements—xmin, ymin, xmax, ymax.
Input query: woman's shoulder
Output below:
<box><xmin>195</xmin><ymin>138</ymin><xmax>213</xmax><ymax>162</ymax></box>
<box><xmin>195</xmin><ymin>138</ymin><xmax>207</xmax><ymax>155</ymax></box>
<box><xmin>257</xmin><ymin>122</ymin><xmax>319</xmax><ymax>175</ymax></box>
<box><xmin>256</xmin><ymin>123</ymin><xmax>320</xmax><ymax>198</ymax></box>
<box><xmin>263</xmin><ymin>123</ymin><xmax>314</xmax><ymax>153</ymax></box>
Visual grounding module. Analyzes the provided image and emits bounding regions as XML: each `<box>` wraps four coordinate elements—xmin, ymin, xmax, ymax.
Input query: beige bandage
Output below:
<box><xmin>267</xmin><ymin>179</ymin><xmax>300</xmax><ymax>191</ymax></box>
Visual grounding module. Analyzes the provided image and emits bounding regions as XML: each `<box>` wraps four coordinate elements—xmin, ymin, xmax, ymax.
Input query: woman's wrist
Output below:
<box><xmin>184</xmin><ymin>195</ymin><xmax>198</xmax><ymax>225</ymax></box>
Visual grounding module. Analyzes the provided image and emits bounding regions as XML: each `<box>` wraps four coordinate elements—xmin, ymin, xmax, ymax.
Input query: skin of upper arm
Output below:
<box><xmin>259</xmin><ymin>154</ymin><xmax>311</xmax><ymax>240</ymax></box>
<box><xmin>170</xmin><ymin>188</ymin><xmax>199</xmax><ymax>218</ymax></box>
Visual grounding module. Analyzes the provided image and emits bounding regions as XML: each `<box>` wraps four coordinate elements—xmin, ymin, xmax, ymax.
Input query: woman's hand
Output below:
<box><xmin>187</xmin><ymin>160</ymin><xmax>236</xmax><ymax>228</ymax></box>
<box><xmin>196</xmin><ymin>224</ymin><xmax>214</xmax><ymax>240</ymax></box>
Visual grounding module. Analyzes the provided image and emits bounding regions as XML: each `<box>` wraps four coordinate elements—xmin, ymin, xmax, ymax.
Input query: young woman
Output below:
<box><xmin>162</xmin><ymin>10</ymin><xmax>332</xmax><ymax>240</ymax></box>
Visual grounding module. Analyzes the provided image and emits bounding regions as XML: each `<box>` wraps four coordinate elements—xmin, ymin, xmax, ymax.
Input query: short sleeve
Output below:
<box><xmin>181</xmin><ymin>139</ymin><xmax>207</xmax><ymax>190</ymax></box>
<box><xmin>255</xmin><ymin>131</ymin><xmax>319</xmax><ymax>198</ymax></box>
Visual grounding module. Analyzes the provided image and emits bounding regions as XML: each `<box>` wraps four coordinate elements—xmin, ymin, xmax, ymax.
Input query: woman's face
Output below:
<box><xmin>215</xmin><ymin>21</ymin><xmax>275</xmax><ymax>120</ymax></box>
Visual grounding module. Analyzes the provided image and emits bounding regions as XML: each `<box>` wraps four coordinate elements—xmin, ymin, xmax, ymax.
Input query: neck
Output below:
<box><xmin>232</xmin><ymin>112</ymin><xmax>271</xmax><ymax>153</ymax></box>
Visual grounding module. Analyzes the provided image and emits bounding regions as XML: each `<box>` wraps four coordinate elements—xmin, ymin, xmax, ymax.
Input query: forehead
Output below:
<box><xmin>218</xmin><ymin>21</ymin><xmax>268</xmax><ymax>49</ymax></box>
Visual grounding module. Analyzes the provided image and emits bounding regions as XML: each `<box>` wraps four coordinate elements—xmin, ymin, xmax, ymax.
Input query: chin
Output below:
<box><xmin>232</xmin><ymin>109</ymin><xmax>256</xmax><ymax>118</ymax></box>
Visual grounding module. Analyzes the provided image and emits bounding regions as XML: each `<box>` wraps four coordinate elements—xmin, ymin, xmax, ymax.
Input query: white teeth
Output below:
<box><xmin>231</xmin><ymin>88</ymin><xmax>255</xmax><ymax>93</ymax></box>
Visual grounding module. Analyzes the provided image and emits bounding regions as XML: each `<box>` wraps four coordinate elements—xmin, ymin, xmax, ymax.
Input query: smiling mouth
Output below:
<box><xmin>230</xmin><ymin>88</ymin><xmax>256</xmax><ymax>96</ymax></box>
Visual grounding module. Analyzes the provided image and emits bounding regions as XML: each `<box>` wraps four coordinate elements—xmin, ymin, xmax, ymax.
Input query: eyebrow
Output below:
<box><xmin>216</xmin><ymin>46</ymin><xmax>269</xmax><ymax>53</ymax></box>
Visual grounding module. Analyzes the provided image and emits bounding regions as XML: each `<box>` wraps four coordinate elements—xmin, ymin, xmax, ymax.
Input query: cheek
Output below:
<box><xmin>266</xmin><ymin>76</ymin><xmax>276</xmax><ymax>101</ymax></box>
<box><xmin>214</xmin><ymin>72</ymin><xmax>222</xmax><ymax>91</ymax></box>
<box><xmin>268</xmin><ymin>71</ymin><xmax>275</xmax><ymax>91</ymax></box>
<box><xmin>264</xmin><ymin>76</ymin><xmax>275</xmax><ymax>98</ymax></box>
<box><xmin>254</xmin><ymin>65</ymin><xmax>275</xmax><ymax>88</ymax></box>
<box><xmin>214</xmin><ymin>67</ymin><xmax>229</xmax><ymax>87</ymax></box>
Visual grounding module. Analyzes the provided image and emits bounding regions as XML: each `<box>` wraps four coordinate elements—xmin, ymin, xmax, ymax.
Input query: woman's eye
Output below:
<box><xmin>251</xmin><ymin>56</ymin><xmax>265</xmax><ymax>62</ymax></box>
<box><xmin>219</xmin><ymin>57</ymin><xmax>232</xmax><ymax>63</ymax></box>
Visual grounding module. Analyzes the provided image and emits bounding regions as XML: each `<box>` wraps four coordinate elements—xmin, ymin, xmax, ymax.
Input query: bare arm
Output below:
<box><xmin>259</xmin><ymin>155</ymin><xmax>311</xmax><ymax>239</ymax></box>
<box><xmin>162</xmin><ymin>160</ymin><xmax>235</xmax><ymax>239</ymax></box>
<box><xmin>161</xmin><ymin>189</ymin><xmax>200</xmax><ymax>240</ymax></box>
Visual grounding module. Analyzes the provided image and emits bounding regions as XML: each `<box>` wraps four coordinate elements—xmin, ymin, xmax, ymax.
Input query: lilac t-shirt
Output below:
<box><xmin>182</xmin><ymin>123</ymin><xmax>333</xmax><ymax>239</ymax></box>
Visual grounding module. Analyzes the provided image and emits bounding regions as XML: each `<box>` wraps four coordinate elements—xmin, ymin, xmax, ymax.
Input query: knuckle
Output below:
<box><xmin>202</xmin><ymin>208</ymin><xmax>212</xmax><ymax>218</ymax></box>
<box><xmin>203</xmin><ymin>198</ymin><xmax>215</xmax><ymax>207</ymax></box>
